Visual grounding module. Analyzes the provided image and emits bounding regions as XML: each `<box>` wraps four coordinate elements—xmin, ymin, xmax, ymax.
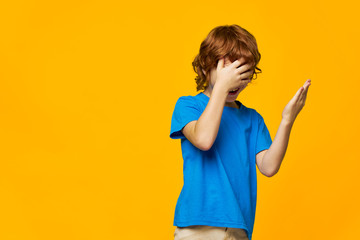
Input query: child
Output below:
<box><xmin>169</xmin><ymin>24</ymin><xmax>311</xmax><ymax>240</ymax></box>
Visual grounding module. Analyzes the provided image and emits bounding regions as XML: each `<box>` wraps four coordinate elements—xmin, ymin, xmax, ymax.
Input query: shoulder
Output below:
<box><xmin>176</xmin><ymin>93</ymin><xmax>201</xmax><ymax>101</ymax></box>
<box><xmin>174</xmin><ymin>94</ymin><xmax>201</xmax><ymax>109</ymax></box>
<box><xmin>176</xmin><ymin>94</ymin><xmax>196</xmax><ymax>102</ymax></box>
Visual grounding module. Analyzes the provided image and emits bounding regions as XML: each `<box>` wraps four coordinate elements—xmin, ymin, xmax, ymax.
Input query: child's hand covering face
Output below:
<box><xmin>214</xmin><ymin>57</ymin><xmax>253</xmax><ymax>93</ymax></box>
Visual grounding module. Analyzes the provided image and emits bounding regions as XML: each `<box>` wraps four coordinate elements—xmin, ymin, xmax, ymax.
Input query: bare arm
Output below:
<box><xmin>258</xmin><ymin>79</ymin><xmax>311</xmax><ymax>177</ymax></box>
<box><xmin>182</xmin><ymin>85</ymin><xmax>228</xmax><ymax>151</ymax></box>
<box><xmin>257</xmin><ymin>119</ymin><xmax>293</xmax><ymax>177</ymax></box>
<box><xmin>182</xmin><ymin>57</ymin><xmax>253</xmax><ymax>151</ymax></box>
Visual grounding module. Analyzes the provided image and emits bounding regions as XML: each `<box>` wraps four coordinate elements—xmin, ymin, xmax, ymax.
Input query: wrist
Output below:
<box><xmin>281</xmin><ymin>117</ymin><xmax>294</xmax><ymax>127</ymax></box>
<box><xmin>213</xmin><ymin>82</ymin><xmax>229</xmax><ymax>95</ymax></box>
<box><xmin>210</xmin><ymin>84</ymin><xmax>228</xmax><ymax>106</ymax></box>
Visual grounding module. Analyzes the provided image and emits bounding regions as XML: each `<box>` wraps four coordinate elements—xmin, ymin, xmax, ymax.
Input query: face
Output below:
<box><xmin>203</xmin><ymin>57</ymin><xmax>250</xmax><ymax>104</ymax></box>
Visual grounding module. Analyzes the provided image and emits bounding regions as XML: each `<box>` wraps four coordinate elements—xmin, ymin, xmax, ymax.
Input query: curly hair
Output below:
<box><xmin>192</xmin><ymin>24</ymin><xmax>262</xmax><ymax>91</ymax></box>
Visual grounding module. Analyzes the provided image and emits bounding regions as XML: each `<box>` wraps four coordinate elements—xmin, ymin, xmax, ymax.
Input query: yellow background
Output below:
<box><xmin>0</xmin><ymin>0</ymin><xmax>359</xmax><ymax>239</ymax></box>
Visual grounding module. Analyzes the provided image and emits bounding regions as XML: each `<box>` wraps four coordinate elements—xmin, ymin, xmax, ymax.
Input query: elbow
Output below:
<box><xmin>260</xmin><ymin>156</ymin><xmax>279</xmax><ymax>177</ymax></box>
<box><xmin>192</xmin><ymin>123</ymin><xmax>215</xmax><ymax>151</ymax></box>
<box><xmin>263</xmin><ymin>168</ymin><xmax>278</xmax><ymax>178</ymax></box>
<box><xmin>196</xmin><ymin>137</ymin><xmax>214</xmax><ymax>151</ymax></box>
<box><xmin>263</xmin><ymin>172</ymin><xmax>275</xmax><ymax>178</ymax></box>
<box><xmin>198</xmin><ymin>141</ymin><xmax>213</xmax><ymax>151</ymax></box>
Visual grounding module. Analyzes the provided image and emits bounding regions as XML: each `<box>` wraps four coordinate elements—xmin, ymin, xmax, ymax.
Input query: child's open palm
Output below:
<box><xmin>282</xmin><ymin>79</ymin><xmax>311</xmax><ymax>123</ymax></box>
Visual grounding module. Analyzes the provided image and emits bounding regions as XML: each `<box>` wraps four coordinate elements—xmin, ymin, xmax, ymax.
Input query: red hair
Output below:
<box><xmin>192</xmin><ymin>24</ymin><xmax>262</xmax><ymax>91</ymax></box>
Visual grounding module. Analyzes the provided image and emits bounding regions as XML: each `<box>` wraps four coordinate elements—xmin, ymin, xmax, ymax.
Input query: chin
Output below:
<box><xmin>226</xmin><ymin>96</ymin><xmax>238</xmax><ymax>102</ymax></box>
<box><xmin>227</xmin><ymin>92</ymin><xmax>240</xmax><ymax>99</ymax></box>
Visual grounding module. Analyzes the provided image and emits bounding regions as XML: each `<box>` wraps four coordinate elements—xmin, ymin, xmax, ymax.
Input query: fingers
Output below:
<box><xmin>217</xmin><ymin>58</ymin><xmax>225</xmax><ymax>71</ymax></box>
<box><xmin>293</xmin><ymin>86</ymin><xmax>304</xmax><ymax>102</ymax></box>
<box><xmin>231</xmin><ymin>57</ymin><xmax>247</xmax><ymax>69</ymax></box>
<box><xmin>302</xmin><ymin>79</ymin><xmax>311</xmax><ymax>90</ymax></box>
<box><xmin>241</xmin><ymin>69</ymin><xmax>254</xmax><ymax>80</ymax></box>
<box><xmin>299</xmin><ymin>79</ymin><xmax>311</xmax><ymax>102</ymax></box>
<box><xmin>238</xmin><ymin>79</ymin><xmax>251</xmax><ymax>88</ymax></box>
<box><xmin>236</xmin><ymin>63</ymin><xmax>253</xmax><ymax>76</ymax></box>
<box><xmin>304</xmin><ymin>79</ymin><xmax>311</xmax><ymax>86</ymax></box>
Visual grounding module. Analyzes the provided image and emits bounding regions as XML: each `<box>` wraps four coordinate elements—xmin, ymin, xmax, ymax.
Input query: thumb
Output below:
<box><xmin>217</xmin><ymin>58</ymin><xmax>224</xmax><ymax>71</ymax></box>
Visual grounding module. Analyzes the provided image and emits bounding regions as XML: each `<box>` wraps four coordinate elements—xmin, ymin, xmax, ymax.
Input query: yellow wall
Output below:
<box><xmin>0</xmin><ymin>0</ymin><xmax>359</xmax><ymax>239</ymax></box>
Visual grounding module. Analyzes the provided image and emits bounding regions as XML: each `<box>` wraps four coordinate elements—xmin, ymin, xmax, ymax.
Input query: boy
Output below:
<box><xmin>169</xmin><ymin>24</ymin><xmax>311</xmax><ymax>240</ymax></box>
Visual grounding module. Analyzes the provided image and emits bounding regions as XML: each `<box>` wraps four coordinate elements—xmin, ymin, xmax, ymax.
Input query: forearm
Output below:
<box><xmin>261</xmin><ymin>119</ymin><xmax>294</xmax><ymax>176</ymax></box>
<box><xmin>195</xmin><ymin>84</ymin><xmax>228</xmax><ymax>149</ymax></box>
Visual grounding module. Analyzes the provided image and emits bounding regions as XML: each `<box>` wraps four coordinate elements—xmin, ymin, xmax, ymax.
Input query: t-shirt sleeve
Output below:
<box><xmin>255</xmin><ymin>113</ymin><xmax>273</xmax><ymax>154</ymax></box>
<box><xmin>169</xmin><ymin>96</ymin><xmax>202</xmax><ymax>140</ymax></box>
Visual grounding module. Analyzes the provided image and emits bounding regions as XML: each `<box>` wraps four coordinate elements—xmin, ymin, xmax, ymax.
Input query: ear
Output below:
<box><xmin>202</xmin><ymin>69</ymin><xmax>206</xmax><ymax>76</ymax></box>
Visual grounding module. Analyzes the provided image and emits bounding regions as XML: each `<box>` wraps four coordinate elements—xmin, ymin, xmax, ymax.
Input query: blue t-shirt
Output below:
<box><xmin>169</xmin><ymin>92</ymin><xmax>272</xmax><ymax>240</ymax></box>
